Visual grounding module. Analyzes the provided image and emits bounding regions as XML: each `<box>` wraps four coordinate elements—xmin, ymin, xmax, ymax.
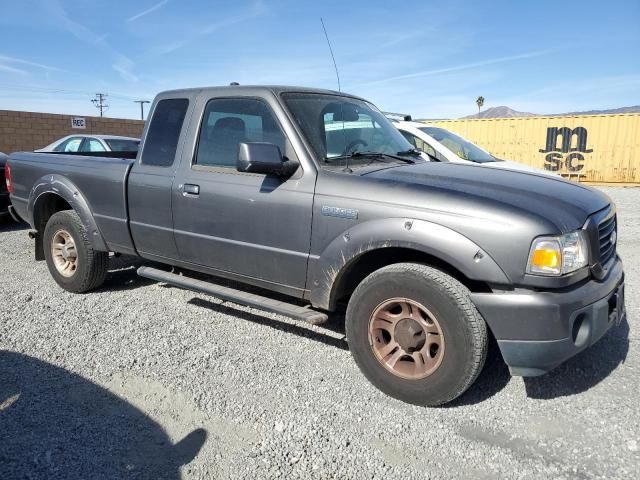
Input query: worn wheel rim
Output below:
<box><xmin>368</xmin><ymin>298</ymin><xmax>445</xmax><ymax>380</ymax></box>
<box><xmin>51</xmin><ymin>229</ymin><xmax>78</xmax><ymax>278</ymax></box>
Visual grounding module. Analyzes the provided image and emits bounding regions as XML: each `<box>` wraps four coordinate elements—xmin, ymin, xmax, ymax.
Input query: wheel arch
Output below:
<box><xmin>29</xmin><ymin>175</ymin><xmax>108</xmax><ymax>260</ymax></box>
<box><xmin>308</xmin><ymin>218</ymin><xmax>510</xmax><ymax>310</ymax></box>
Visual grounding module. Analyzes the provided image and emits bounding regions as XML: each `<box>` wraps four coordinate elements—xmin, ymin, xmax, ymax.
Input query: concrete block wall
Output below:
<box><xmin>0</xmin><ymin>110</ymin><xmax>145</xmax><ymax>154</ymax></box>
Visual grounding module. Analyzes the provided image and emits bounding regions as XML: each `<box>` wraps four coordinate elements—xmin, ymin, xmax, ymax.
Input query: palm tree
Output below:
<box><xmin>476</xmin><ymin>96</ymin><xmax>485</xmax><ymax>114</ymax></box>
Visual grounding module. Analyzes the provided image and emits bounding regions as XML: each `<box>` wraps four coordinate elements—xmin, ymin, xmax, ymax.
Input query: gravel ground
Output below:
<box><xmin>1</xmin><ymin>186</ymin><xmax>638</xmax><ymax>479</ymax></box>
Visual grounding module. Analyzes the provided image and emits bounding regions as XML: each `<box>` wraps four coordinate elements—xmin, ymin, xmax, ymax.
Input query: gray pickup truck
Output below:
<box><xmin>6</xmin><ymin>86</ymin><xmax>626</xmax><ymax>406</ymax></box>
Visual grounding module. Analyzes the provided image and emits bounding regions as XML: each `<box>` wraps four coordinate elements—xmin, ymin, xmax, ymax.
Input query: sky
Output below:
<box><xmin>0</xmin><ymin>0</ymin><xmax>638</xmax><ymax>120</ymax></box>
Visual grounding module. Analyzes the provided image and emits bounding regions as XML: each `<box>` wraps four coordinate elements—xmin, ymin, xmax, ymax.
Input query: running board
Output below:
<box><xmin>137</xmin><ymin>266</ymin><xmax>328</xmax><ymax>325</ymax></box>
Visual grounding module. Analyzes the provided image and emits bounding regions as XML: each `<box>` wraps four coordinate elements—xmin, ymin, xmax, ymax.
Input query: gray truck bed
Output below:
<box><xmin>8</xmin><ymin>152</ymin><xmax>135</xmax><ymax>253</ymax></box>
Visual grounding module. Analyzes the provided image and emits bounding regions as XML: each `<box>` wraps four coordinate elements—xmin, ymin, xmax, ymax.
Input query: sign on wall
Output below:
<box><xmin>71</xmin><ymin>117</ymin><xmax>86</xmax><ymax>129</ymax></box>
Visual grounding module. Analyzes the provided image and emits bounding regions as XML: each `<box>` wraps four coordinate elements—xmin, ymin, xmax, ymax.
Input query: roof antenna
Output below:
<box><xmin>320</xmin><ymin>18</ymin><xmax>341</xmax><ymax>92</ymax></box>
<box><xmin>321</xmin><ymin>18</ymin><xmax>351</xmax><ymax>172</ymax></box>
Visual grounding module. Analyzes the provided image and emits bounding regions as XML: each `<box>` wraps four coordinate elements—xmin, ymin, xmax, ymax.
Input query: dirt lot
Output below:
<box><xmin>1</xmin><ymin>187</ymin><xmax>638</xmax><ymax>479</ymax></box>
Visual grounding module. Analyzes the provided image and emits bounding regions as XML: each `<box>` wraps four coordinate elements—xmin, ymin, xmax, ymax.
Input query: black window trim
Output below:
<box><xmin>79</xmin><ymin>136</ymin><xmax>106</xmax><ymax>153</ymax></box>
<box><xmin>78</xmin><ymin>137</ymin><xmax>90</xmax><ymax>152</ymax></box>
<box><xmin>400</xmin><ymin>130</ymin><xmax>418</xmax><ymax>147</ymax></box>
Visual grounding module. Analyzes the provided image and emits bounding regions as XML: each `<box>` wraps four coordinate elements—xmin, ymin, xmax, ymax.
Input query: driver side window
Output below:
<box><xmin>195</xmin><ymin>98</ymin><xmax>287</xmax><ymax>168</ymax></box>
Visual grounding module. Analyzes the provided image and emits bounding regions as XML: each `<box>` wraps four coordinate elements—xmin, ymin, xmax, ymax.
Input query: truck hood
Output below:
<box><xmin>363</xmin><ymin>162</ymin><xmax>610</xmax><ymax>232</ymax></box>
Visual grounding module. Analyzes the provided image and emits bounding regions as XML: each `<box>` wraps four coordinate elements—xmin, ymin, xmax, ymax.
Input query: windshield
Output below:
<box><xmin>105</xmin><ymin>139</ymin><xmax>140</xmax><ymax>152</ymax></box>
<box><xmin>419</xmin><ymin>127</ymin><xmax>495</xmax><ymax>163</ymax></box>
<box><xmin>282</xmin><ymin>93</ymin><xmax>419</xmax><ymax>169</ymax></box>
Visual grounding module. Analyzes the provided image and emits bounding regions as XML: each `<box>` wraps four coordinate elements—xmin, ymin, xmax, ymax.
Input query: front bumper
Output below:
<box><xmin>471</xmin><ymin>257</ymin><xmax>625</xmax><ymax>376</ymax></box>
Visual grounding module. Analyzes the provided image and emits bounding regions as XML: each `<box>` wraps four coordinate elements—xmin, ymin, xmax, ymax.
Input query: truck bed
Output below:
<box><xmin>8</xmin><ymin>151</ymin><xmax>135</xmax><ymax>253</ymax></box>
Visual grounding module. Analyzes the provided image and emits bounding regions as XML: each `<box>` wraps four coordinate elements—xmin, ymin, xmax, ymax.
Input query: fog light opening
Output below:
<box><xmin>607</xmin><ymin>294</ymin><xmax>618</xmax><ymax>322</ymax></box>
<box><xmin>572</xmin><ymin>313</ymin><xmax>590</xmax><ymax>347</ymax></box>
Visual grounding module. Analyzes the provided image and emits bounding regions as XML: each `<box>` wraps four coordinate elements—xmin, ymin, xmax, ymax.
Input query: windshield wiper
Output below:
<box><xmin>329</xmin><ymin>151</ymin><xmax>415</xmax><ymax>164</ymax></box>
<box><xmin>396</xmin><ymin>148</ymin><xmax>421</xmax><ymax>157</ymax></box>
<box><xmin>398</xmin><ymin>147</ymin><xmax>442</xmax><ymax>163</ymax></box>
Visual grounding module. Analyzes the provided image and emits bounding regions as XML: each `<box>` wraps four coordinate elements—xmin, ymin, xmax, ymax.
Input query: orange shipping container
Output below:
<box><xmin>429</xmin><ymin>113</ymin><xmax>640</xmax><ymax>183</ymax></box>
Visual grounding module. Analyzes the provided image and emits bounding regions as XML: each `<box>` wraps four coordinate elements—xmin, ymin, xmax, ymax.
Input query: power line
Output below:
<box><xmin>91</xmin><ymin>93</ymin><xmax>109</xmax><ymax>117</ymax></box>
<box><xmin>0</xmin><ymin>84</ymin><xmax>140</xmax><ymax>101</ymax></box>
<box><xmin>0</xmin><ymin>84</ymin><xmax>146</xmax><ymax>119</ymax></box>
<box><xmin>133</xmin><ymin>100</ymin><xmax>150</xmax><ymax>120</ymax></box>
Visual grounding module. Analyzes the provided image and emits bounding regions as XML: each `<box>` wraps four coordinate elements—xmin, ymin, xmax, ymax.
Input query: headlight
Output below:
<box><xmin>527</xmin><ymin>231</ymin><xmax>588</xmax><ymax>276</ymax></box>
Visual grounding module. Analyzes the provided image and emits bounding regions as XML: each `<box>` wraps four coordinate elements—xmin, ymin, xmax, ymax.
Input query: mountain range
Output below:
<box><xmin>462</xmin><ymin>105</ymin><xmax>640</xmax><ymax>119</ymax></box>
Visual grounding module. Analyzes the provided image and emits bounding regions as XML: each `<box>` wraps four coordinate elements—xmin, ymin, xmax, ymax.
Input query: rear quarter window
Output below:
<box><xmin>141</xmin><ymin>98</ymin><xmax>189</xmax><ymax>167</ymax></box>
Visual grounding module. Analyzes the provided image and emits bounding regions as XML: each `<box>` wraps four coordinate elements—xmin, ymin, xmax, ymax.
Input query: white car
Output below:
<box><xmin>36</xmin><ymin>135</ymin><xmax>140</xmax><ymax>153</ymax></box>
<box><xmin>394</xmin><ymin>120</ymin><xmax>554</xmax><ymax>176</ymax></box>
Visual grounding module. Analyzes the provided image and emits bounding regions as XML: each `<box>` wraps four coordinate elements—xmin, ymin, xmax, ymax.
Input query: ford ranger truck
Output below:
<box><xmin>6</xmin><ymin>86</ymin><xmax>626</xmax><ymax>406</ymax></box>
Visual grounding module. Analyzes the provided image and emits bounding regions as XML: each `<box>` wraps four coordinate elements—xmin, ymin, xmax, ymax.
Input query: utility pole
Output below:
<box><xmin>133</xmin><ymin>100</ymin><xmax>150</xmax><ymax>120</ymax></box>
<box><xmin>91</xmin><ymin>93</ymin><xmax>109</xmax><ymax>117</ymax></box>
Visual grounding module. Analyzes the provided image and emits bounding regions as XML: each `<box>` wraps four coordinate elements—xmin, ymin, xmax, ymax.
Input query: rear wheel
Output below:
<box><xmin>346</xmin><ymin>263</ymin><xmax>487</xmax><ymax>406</ymax></box>
<box><xmin>43</xmin><ymin>210</ymin><xmax>108</xmax><ymax>293</ymax></box>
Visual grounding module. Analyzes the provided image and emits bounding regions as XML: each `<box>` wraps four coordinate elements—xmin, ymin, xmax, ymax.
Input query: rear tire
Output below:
<box><xmin>43</xmin><ymin>210</ymin><xmax>108</xmax><ymax>293</ymax></box>
<box><xmin>346</xmin><ymin>263</ymin><xmax>487</xmax><ymax>406</ymax></box>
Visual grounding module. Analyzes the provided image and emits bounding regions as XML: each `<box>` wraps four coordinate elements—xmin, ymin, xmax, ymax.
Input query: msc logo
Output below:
<box><xmin>539</xmin><ymin>127</ymin><xmax>593</xmax><ymax>172</ymax></box>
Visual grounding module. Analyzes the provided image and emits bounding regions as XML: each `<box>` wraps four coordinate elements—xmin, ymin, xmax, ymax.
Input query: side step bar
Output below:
<box><xmin>137</xmin><ymin>266</ymin><xmax>328</xmax><ymax>325</ymax></box>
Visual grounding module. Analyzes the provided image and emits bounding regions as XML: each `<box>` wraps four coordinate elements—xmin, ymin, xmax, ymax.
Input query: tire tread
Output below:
<box><xmin>346</xmin><ymin>262</ymin><xmax>488</xmax><ymax>406</ymax></box>
<box><xmin>44</xmin><ymin>210</ymin><xmax>108</xmax><ymax>293</ymax></box>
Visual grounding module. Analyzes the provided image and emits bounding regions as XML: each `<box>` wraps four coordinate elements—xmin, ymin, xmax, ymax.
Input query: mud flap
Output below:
<box><xmin>29</xmin><ymin>230</ymin><xmax>45</xmax><ymax>261</ymax></box>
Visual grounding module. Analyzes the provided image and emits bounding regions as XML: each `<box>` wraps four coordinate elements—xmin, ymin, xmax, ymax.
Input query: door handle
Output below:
<box><xmin>182</xmin><ymin>183</ymin><xmax>200</xmax><ymax>196</ymax></box>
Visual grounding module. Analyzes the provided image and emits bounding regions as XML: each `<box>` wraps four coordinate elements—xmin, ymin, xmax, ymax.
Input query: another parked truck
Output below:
<box><xmin>6</xmin><ymin>86</ymin><xmax>626</xmax><ymax>406</ymax></box>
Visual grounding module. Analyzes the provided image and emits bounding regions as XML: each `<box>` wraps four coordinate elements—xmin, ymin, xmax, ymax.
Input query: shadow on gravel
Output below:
<box><xmin>0</xmin><ymin>219</ymin><xmax>29</xmax><ymax>233</ymax></box>
<box><xmin>100</xmin><ymin>255</ymin><xmax>156</xmax><ymax>292</ymax></box>
<box><xmin>0</xmin><ymin>351</ymin><xmax>207</xmax><ymax>479</ymax></box>
<box><xmin>188</xmin><ymin>297</ymin><xmax>349</xmax><ymax>351</ymax></box>
<box><xmin>440</xmin><ymin>335</ymin><xmax>511</xmax><ymax>408</ymax></box>
<box><xmin>524</xmin><ymin>317</ymin><xmax>630</xmax><ymax>399</ymax></box>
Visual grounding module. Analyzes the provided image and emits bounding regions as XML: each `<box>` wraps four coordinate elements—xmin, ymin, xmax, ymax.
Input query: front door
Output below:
<box><xmin>172</xmin><ymin>96</ymin><xmax>315</xmax><ymax>294</ymax></box>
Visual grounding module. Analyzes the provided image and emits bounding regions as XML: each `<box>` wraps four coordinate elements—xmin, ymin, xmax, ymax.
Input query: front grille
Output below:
<box><xmin>598</xmin><ymin>213</ymin><xmax>617</xmax><ymax>265</ymax></box>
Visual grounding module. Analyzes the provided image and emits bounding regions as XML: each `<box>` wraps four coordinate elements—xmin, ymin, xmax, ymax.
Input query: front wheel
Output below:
<box><xmin>346</xmin><ymin>263</ymin><xmax>488</xmax><ymax>406</ymax></box>
<box><xmin>43</xmin><ymin>210</ymin><xmax>108</xmax><ymax>293</ymax></box>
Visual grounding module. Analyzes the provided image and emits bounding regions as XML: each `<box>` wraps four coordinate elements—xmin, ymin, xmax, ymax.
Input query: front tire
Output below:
<box><xmin>346</xmin><ymin>263</ymin><xmax>488</xmax><ymax>406</ymax></box>
<box><xmin>43</xmin><ymin>210</ymin><xmax>108</xmax><ymax>293</ymax></box>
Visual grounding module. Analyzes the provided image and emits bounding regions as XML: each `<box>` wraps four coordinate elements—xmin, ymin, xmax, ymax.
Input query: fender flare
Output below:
<box><xmin>29</xmin><ymin>174</ymin><xmax>109</xmax><ymax>252</ymax></box>
<box><xmin>308</xmin><ymin>217</ymin><xmax>510</xmax><ymax>310</ymax></box>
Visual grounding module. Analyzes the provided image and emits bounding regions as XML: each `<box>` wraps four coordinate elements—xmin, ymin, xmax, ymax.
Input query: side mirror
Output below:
<box><xmin>237</xmin><ymin>142</ymin><xmax>298</xmax><ymax>177</ymax></box>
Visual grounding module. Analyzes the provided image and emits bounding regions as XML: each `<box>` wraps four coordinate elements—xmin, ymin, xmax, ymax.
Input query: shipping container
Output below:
<box><xmin>429</xmin><ymin>113</ymin><xmax>640</xmax><ymax>183</ymax></box>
